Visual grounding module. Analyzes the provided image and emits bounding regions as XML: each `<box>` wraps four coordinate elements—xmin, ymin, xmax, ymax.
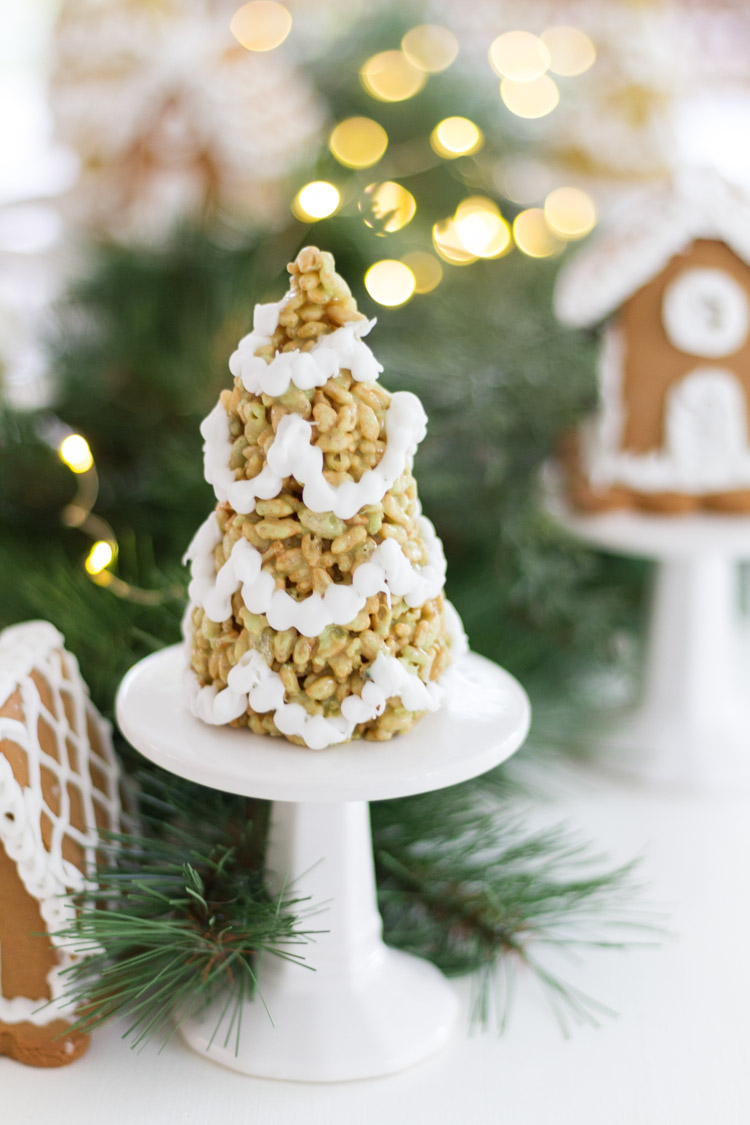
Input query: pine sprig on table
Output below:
<box><xmin>372</xmin><ymin>778</ymin><xmax>649</xmax><ymax>1031</ymax></box>
<box><xmin>54</xmin><ymin>780</ymin><xmax>321</xmax><ymax>1052</ymax></box>
<box><xmin>50</xmin><ymin>769</ymin><xmax>649</xmax><ymax>1050</ymax></box>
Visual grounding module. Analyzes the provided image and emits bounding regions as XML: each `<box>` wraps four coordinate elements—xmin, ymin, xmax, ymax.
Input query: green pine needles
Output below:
<box><xmin>51</xmin><ymin>770</ymin><xmax>649</xmax><ymax>1050</ymax></box>
<box><xmin>54</xmin><ymin>782</ymin><xmax>322</xmax><ymax>1052</ymax></box>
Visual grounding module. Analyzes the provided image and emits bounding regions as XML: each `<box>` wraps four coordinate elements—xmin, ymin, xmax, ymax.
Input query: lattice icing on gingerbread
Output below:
<box><xmin>184</xmin><ymin>246</ymin><xmax>464</xmax><ymax>748</ymax></box>
<box><xmin>0</xmin><ymin>621</ymin><xmax>121</xmax><ymax>1025</ymax></box>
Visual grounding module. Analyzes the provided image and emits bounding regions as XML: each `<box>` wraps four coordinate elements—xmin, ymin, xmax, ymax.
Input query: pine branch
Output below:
<box><xmin>372</xmin><ymin>779</ymin><xmax>656</xmax><ymax>1030</ymax></box>
<box><xmin>51</xmin><ymin>777</ymin><xmax>321</xmax><ymax>1051</ymax></box>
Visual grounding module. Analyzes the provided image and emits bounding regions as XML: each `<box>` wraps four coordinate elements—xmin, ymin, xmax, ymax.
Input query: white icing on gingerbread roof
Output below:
<box><xmin>0</xmin><ymin>620</ymin><xmax>121</xmax><ymax>1025</ymax></box>
<box><xmin>554</xmin><ymin>171</ymin><xmax>750</xmax><ymax>329</ymax></box>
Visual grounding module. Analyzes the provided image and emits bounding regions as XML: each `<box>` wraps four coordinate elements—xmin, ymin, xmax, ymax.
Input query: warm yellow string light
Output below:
<box><xmin>53</xmin><ymin>421</ymin><xmax>180</xmax><ymax>603</ymax></box>
<box><xmin>359</xmin><ymin>181</ymin><xmax>416</xmax><ymax>234</ymax></box>
<box><xmin>329</xmin><ymin>117</ymin><xmax>388</xmax><ymax>169</ymax></box>
<box><xmin>489</xmin><ymin>31</ymin><xmax>550</xmax><ymax>82</ymax></box>
<box><xmin>59</xmin><ymin>434</ymin><xmax>93</xmax><ymax>474</ymax></box>
<box><xmin>364</xmin><ymin>261</ymin><xmax>416</xmax><ymax>307</ymax></box>
<box><xmin>543</xmin><ymin>186</ymin><xmax>596</xmax><ymax>239</ymax></box>
<box><xmin>500</xmin><ymin>74</ymin><xmax>559</xmax><ymax>118</ymax></box>
<box><xmin>360</xmin><ymin>50</ymin><xmax>427</xmax><ymax>102</ymax></box>
<box><xmin>430</xmin><ymin>117</ymin><xmax>484</xmax><ymax>159</ymax></box>
<box><xmin>292</xmin><ymin>182</ymin><xmax>340</xmax><ymax>221</ymax></box>
<box><xmin>401</xmin><ymin>25</ymin><xmax>458</xmax><ymax>73</ymax></box>
<box><xmin>230</xmin><ymin>1</ymin><xmax>292</xmax><ymax>51</ymax></box>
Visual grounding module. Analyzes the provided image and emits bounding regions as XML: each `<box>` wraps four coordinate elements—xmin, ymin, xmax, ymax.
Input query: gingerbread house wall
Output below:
<box><xmin>0</xmin><ymin>844</ymin><xmax>57</xmax><ymax>1003</ymax></box>
<box><xmin>617</xmin><ymin>238</ymin><xmax>750</xmax><ymax>453</ymax></box>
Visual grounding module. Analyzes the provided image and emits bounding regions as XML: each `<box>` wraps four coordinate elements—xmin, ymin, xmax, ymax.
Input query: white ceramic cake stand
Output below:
<box><xmin>115</xmin><ymin>645</ymin><xmax>530</xmax><ymax>1082</ymax></box>
<box><xmin>545</xmin><ymin>466</ymin><xmax>750</xmax><ymax>788</ymax></box>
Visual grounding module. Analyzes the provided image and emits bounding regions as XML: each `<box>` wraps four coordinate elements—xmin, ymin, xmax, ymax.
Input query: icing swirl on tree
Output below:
<box><xmin>184</xmin><ymin>247</ymin><xmax>466</xmax><ymax>748</ymax></box>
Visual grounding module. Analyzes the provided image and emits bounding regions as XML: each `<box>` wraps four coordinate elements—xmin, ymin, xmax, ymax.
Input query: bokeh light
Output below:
<box><xmin>454</xmin><ymin>197</ymin><xmax>511</xmax><ymax>258</ymax></box>
<box><xmin>292</xmin><ymin>181</ymin><xmax>340</xmax><ymax>221</ymax></box>
<box><xmin>543</xmin><ymin>186</ymin><xmax>596</xmax><ymax>239</ymax></box>
<box><xmin>85</xmin><ymin>540</ymin><xmax>115</xmax><ymax>576</ymax></box>
<box><xmin>430</xmin><ymin>116</ymin><xmax>484</xmax><ymax>159</ymax></box>
<box><xmin>329</xmin><ymin>117</ymin><xmax>388</xmax><ymax>169</ymax></box>
<box><xmin>364</xmin><ymin>260</ymin><xmax>416</xmax><ymax>307</ymax></box>
<box><xmin>230</xmin><ymin>1</ymin><xmax>292</xmax><ymax>51</ymax></box>
<box><xmin>489</xmin><ymin>31</ymin><xmax>550</xmax><ymax>81</ymax></box>
<box><xmin>432</xmin><ymin>219</ymin><xmax>478</xmax><ymax>265</ymax></box>
<box><xmin>541</xmin><ymin>26</ymin><xmax>596</xmax><ymax>77</ymax></box>
<box><xmin>360</xmin><ymin>50</ymin><xmax>427</xmax><ymax>102</ymax></box>
<box><xmin>402</xmin><ymin>25</ymin><xmax>458</xmax><ymax>73</ymax></box>
<box><xmin>500</xmin><ymin>75</ymin><xmax>559</xmax><ymax>118</ymax></box>
<box><xmin>513</xmin><ymin>209</ymin><xmax>566</xmax><ymax>257</ymax></box>
<box><xmin>400</xmin><ymin>251</ymin><xmax>443</xmax><ymax>293</ymax></box>
<box><xmin>360</xmin><ymin>181</ymin><xmax>416</xmax><ymax>234</ymax></box>
<box><xmin>59</xmin><ymin>434</ymin><xmax>93</xmax><ymax>474</ymax></box>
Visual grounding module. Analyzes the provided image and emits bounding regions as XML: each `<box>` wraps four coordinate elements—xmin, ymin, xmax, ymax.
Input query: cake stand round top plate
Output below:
<box><xmin>116</xmin><ymin>646</ymin><xmax>530</xmax><ymax>803</ymax></box>
<box><xmin>543</xmin><ymin>463</ymin><xmax>750</xmax><ymax>559</ymax></box>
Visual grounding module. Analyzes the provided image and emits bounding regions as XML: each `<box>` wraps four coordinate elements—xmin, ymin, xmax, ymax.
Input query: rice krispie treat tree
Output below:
<box><xmin>184</xmin><ymin>247</ymin><xmax>465</xmax><ymax>749</ymax></box>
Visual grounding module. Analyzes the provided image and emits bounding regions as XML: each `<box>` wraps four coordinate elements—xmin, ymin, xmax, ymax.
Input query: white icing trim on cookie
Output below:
<box><xmin>184</xmin><ymin>510</ymin><xmax>446</xmax><ymax>636</ymax></box>
<box><xmin>228</xmin><ymin>301</ymin><xmax>382</xmax><ymax>397</ymax></box>
<box><xmin>555</xmin><ymin>171</ymin><xmax>750</xmax><ymax>329</ymax></box>
<box><xmin>201</xmin><ymin>390</ymin><xmax>427</xmax><ymax>520</ymax></box>
<box><xmin>0</xmin><ymin>621</ymin><xmax>121</xmax><ymax>1026</ymax></box>
<box><xmin>582</xmin><ymin>325</ymin><xmax>750</xmax><ymax>493</ymax></box>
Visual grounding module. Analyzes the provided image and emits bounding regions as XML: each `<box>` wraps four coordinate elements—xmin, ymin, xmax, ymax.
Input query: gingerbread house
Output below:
<box><xmin>0</xmin><ymin>621</ymin><xmax>121</xmax><ymax>1067</ymax></box>
<box><xmin>555</xmin><ymin>172</ymin><xmax>750</xmax><ymax>512</ymax></box>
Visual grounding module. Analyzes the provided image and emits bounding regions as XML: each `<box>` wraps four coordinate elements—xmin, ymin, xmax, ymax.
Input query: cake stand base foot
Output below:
<box><xmin>178</xmin><ymin>946</ymin><xmax>458</xmax><ymax>1082</ymax></box>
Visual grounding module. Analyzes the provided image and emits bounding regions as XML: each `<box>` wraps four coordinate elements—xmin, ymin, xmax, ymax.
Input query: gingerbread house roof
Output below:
<box><xmin>554</xmin><ymin>171</ymin><xmax>750</xmax><ymax>329</ymax></box>
<box><xmin>0</xmin><ymin>621</ymin><xmax>121</xmax><ymax>1023</ymax></box>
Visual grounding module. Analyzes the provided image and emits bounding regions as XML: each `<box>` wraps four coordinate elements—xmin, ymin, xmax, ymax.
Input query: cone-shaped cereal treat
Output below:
<box><xmin>184</xmin><ymin>247</ymin><xmax>466</xmax><ymax>748</ymax></box>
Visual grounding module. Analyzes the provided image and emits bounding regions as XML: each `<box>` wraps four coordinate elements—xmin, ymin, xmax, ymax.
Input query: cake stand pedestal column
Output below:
<box><xmin>546</xmin><ymin>470</ymin><xmax>750</xmax><ymax>789</ymax></box>
<box><xmin>116</xmin><ymin>646</ymin><xmax>530</xmax><ymax>1082</ymax></box>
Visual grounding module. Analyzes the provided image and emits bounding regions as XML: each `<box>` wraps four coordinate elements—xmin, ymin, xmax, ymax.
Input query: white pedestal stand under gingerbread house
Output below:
<box><xmin>546</xmin><ymin>471</ymin><xmax>750</xmax><ymax>789</ymax></box>
<box><xmin>116</xmin><ymin>645</ymin><xmax>530</xmax><ymax>1083</ymax></box>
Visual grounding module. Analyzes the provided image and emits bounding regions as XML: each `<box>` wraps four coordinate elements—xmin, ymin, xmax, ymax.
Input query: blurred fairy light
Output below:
<box><xmin>501</xmin><ymin>75</ymin><xmax>559</xmax><ymax>119</ymax></box>
<box><xmin>544</xmin><ymin>186</ymin><xmax>596</xmax><ymax>239</ymax></box>
<box><xmin>293</xmin><ymin>181</ymin><xmax>340</xmax><ymax>221</ymax></box>
<box><xmin>400</xmin><ymin>251</ymin><xmax>443</xmax><ymax>294</ymax></box>
<box><xmin>430</xmin><ymin>117</ymin><xmax>483</xmax><ymax>159</ymax></box>
<box><xmin>541</xmin><ymin>26</ymin><xmax>596</xmax><ymax>77</ymax></box>
<box><xmin>432</xmin><ymin>219</ymin><xmax>477</xmax><ymax>266</ymax></box>
<box><xmin>329</xmin><ymin>117</ymin><xmax>388</xmax><ymax>169</ymax></box>
<box><xmin>364</xmin><ymin>260</ymin><xmax>416</xmax><ymax>307</ymax></box>
<box><xmin>513</xmin><ymin>209</ymin><xmax>565</xmax><ymax>258</ymax></box>
<box><xmin>230</xmin><ymin>1</ymin><xmax>292</xmax><ymax>51</ymax></box>
<box><xmin>58</xmin><ymin>433</ymin><xmax>93</xmax><ymax>474</ymax></box>
<box><xmin>489</xmin><ymin>31</ymin><xmax>550</xmax><ymax>82</ymax></box>
<box><xmin>85</xmin><ymin>540</ymin><xmax>115</xmax><ymax>576</ymax></box>
<box><xmin>360</xmin><ymin>50</ymin><xmax>427</xmax><ymax>102</ymax></box>
<box><xmin>454</xmin><ymin>197</ymin><xmax>511</xmax><ymax>258</ymax></box>
<box><xmin>359</xmin><ymin>182</ymin><xmax>416</xmax><ymax>234</ymax></box>
<box><xmin>401</xmin><ymin>25</ymin><xmax>458</xmax><ymax>73</ymax></box>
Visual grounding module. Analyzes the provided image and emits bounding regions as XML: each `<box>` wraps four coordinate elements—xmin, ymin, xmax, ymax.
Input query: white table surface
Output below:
<box><xmin>4</xmin><ymin>755</ymin><xmax>749</xmax><ymax>1125</ymax></box>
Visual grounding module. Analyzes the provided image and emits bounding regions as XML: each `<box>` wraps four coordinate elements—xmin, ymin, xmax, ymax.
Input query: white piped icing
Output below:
<box><xmin>184</xmin><ymin>510</ymin><xmax>446</xmax><ymax>637</ymax></box>
<box><xmin>228</xmin><ymin>302</ymin><xmax>383</xmax><ymax>397</ymax></box>
<box><xmin>185</xmin><ymin>601</ymin><xmax>466</xmax><ymax>750</ymax></box>
<box><xmin>186</xmin><ymin>268</ymin><xmax>468</xmax><ymax>748</ymax></box>
<box><xmin>582</xmin><ymin>325</ymin><xmax>750</xmax><ymax>494</ymax></box>
<box><xmin>555</xmin><ymin>171</ymin><xmax>750</xmax><ymax>330</ymax></box>
<box><xmin>0</xmin><ymin>621</ymin><xmax>121</xmax><ymax>1026</ymax></box>
<box><xmin>202</xmin><ymin>390</ymin><xmax>427</xmax><ymax>520</ymax></box>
